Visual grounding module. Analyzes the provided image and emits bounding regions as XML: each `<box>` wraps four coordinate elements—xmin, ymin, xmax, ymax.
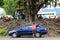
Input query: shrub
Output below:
<box><xmin>0</xmin><ymin>29</ymin><xmax>7</xmax><ymax>36</ymax></box>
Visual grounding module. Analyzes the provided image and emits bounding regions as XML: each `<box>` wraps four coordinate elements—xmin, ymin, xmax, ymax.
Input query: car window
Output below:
<box><xmin>19</xmin><ymin>25</ymin><xmax>32</xmax><ymax>29</ymax></box>
<box><xmin>20</xmin><ymin>25</ymin><xmax>26</xmax><ymax>29</ymax></box>
<box><xmin>28</xmin><ymin>26</ymin><xmax>32</xmax><ymax>27</ymax></box>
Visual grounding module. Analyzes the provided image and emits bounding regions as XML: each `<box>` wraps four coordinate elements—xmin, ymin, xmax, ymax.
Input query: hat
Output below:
<box><xmin>16</xmin><ymin>8</ymin><xmax>20</xmax><ymax>11</ymax></box>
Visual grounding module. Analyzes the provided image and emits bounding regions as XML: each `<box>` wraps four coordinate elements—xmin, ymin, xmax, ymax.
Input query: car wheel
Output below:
<box><xmin>12</xmin><ymin>33</ymin><xmax>17</xmax><ymax>38</ymax></box>
<box><xmin>35</xmin><ymin>33</ymin><xmax>41</xmax><ymax>38</ymax></box>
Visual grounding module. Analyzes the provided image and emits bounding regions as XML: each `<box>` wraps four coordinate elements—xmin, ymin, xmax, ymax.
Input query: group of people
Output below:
<box><xmin>15</xmin><ymin>8</ymin><xmax>25</xmax><ymax>21</ymax></box>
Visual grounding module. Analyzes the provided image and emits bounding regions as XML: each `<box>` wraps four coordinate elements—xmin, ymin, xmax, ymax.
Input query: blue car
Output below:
<box><xmin>8</xmin><ymin>25</ymin><xmax>48</xmax><ymax>38</ymax></box>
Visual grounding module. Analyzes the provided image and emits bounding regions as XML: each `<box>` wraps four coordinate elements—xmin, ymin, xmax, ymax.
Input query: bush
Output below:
<box><xmin>0</xmin><ymin>29</ymin><xmax>7</xmax><ymax>36</ymax></box>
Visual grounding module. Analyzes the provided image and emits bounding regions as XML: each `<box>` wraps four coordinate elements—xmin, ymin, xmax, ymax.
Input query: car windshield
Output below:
<box><xmin>21</xmin><ymin>25</ymin><xmax>32</xmax><ymax>27</ymax></box>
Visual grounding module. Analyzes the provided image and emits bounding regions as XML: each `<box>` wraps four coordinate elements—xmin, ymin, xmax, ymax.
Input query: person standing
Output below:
<box><xmin>32</xmin><ymin>22</ymin><xmax>36</xmax><ymax>38</ymax></box>
<box><xmin>15</xmin><ymin>8</ymin><xmax>21</xmax><ymax>21</ymax></box>
<box><xmin>20</xmin><ymin>14</ymin><xmax>22</xmax><ymax>21</ymax></box>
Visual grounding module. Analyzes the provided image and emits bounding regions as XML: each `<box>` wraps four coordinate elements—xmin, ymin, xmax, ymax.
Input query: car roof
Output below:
<box><xmin>22</xmin><ymin>25</ymin><xmax>32</xmax><ymax>27</ymax></box>
<box><xmin>27</xmin><ymin>26</ymin><xmax>32</xmax><ymax>27</ymax></box>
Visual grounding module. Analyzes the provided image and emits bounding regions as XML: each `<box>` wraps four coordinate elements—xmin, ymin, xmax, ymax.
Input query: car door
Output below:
<box><xmin>20</xmin><ymin>27</ymin><xmax>27</xmax><ymax>35</ymax></box>
<box><xmin>17</xmin><ymin>27</ymin><xmax>27</xmax><ymax>35</ymax></box>
<box><xmin>19</xmin><ymin>27</ymin><xmax>30</xmax><ymax>35</ymax></box>
<box><xmin>18</xmin><ymin>26</ymin><xmax>32</xmax><ymax>35</ymax></box>
<box><xmin>25</xmin><ymin>26</ymin><xmax>32</xmax><ymax>35</ymax></box>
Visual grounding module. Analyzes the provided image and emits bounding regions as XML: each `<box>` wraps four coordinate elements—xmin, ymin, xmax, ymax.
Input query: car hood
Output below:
<box><xmin>37</xmin><ymin>27</ymin><xmax>46</xmax><ymax>30</ymax></box>
<box><xmin>9</xmin><ymin>30</ymin><xmax>16</xmax><ymax>34</ymax></box>
<box><xmin>9</xmin><ymin>28</ymin><xmax>20</xmax><ymax>34</ymax></box>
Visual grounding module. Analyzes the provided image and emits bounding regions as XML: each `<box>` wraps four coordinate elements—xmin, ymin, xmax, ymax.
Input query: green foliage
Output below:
<box><xmin>2</xmin><ymin>0</ymin><xmax>19</xmax><ymax>15</ymax></box>
<box><xmin>18</xmin><ymin>0</ymin><xmax>26</xmax><ymax>10</ymax></box>
<box><xmin>0</xmin><ymin>29</ymin><xmax>7</xmax><ymax>36</ymax></box>
<box><xmin>0</xmin><ymin>0</ymin><xmax>4</xmax><ymax>7</ymax></box>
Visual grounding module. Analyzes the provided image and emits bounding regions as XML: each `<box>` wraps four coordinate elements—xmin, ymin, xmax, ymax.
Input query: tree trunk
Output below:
<box><xmin>30</xmin><ymin>0</ymin><xmax>39</xmax><ymax>22</ymax></box>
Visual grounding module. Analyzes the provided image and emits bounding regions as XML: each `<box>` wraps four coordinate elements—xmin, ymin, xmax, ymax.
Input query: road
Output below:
<box><xmin>0</xmin><ymin>37</ymin><xmax>60</xmax><ymax>40</ymax></box>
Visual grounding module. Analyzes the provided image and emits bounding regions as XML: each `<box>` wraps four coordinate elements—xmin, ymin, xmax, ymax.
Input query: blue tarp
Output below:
<box><xmin>42</xmin><ymin>8</ymin><xmax>56</xmax><ymax>12</ymax></box>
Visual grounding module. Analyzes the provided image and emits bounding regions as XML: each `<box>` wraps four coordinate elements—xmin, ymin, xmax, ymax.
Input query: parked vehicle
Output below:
<box><xmin>8</xmin><ymin>25</ymin><xmax>48</xmax><ymax>38</ymax></box>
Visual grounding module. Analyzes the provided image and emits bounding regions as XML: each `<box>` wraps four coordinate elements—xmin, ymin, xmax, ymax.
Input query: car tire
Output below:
<box><xmin>12</xmin><ymin>33</ymin><xmax>17</xmax><ymax>38</ymax></box>
<box><xmin>35</xmin><ymin>33</ymin><xmax>41</xmax><ymax>38</ymax></box>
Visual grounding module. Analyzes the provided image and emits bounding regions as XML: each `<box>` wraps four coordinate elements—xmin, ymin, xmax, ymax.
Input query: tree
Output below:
<box><xmin>27</xmin><ymin>0</ymin><xmax>39</xmax><ymax>22</ymax></box>
<box><xmin>0</xmin><ymin>0</ymin><xmax>4</xmax><ymax>7</ymax></box>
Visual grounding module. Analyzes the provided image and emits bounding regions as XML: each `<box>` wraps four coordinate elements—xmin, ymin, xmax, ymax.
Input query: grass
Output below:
<box><xmin>0</xmin><ymin>29</ymin><xmax>7</xmax><ymax>36</ymax></box>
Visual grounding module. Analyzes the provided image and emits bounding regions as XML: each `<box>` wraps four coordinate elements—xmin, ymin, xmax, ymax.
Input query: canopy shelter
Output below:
<box><xmin>55</xmin><ymin>7</ymin><xmax>60</xmax><ymax>16</ymax></box>
<box><xmin>0</xmin><ymin>7</ymin><xmax>6</xmax><ymax>16</ymax></box>
<box><xmin>37</xmin><ymin>8</ymin><xmax>56</xmax><ymax>15</ymax></box>
<box><xmin>37</xmin><ymin>7</ymin><xmax>60</xmax><ymax>15</ymax></box>
<box><xmin>37</xmin><ymin>8</ymin><xmax>57</xmax><ymax>19</ymax></box>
